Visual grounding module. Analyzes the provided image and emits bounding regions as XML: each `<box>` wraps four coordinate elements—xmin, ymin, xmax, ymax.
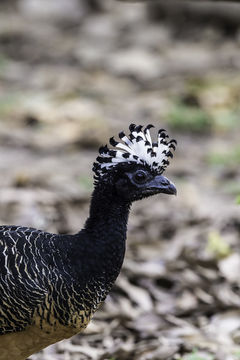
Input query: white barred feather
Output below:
<box><xmin>93</xmin><ymin>124</ymin><xmax>176</xmax><ymax>176</ymax></box>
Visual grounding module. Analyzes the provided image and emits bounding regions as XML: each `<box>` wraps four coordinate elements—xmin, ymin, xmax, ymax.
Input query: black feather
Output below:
<box><xmin>109</xmin><ymin>137</ymin><xmax>118</xmax><ymax>147</ymax></box>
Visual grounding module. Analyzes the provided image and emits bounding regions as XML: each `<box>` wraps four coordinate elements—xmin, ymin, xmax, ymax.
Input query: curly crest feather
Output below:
<box><xmin>93</xmin><ymin>124</ymin><xmax>177</xmax><ymax>178</ymax></box>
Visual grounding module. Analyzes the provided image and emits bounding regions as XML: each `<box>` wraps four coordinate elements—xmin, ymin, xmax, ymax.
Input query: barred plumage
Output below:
<box><xmin>0</xmin><ymin>124</ymin><xmax>177</xmax><ymax>360</ymax></box>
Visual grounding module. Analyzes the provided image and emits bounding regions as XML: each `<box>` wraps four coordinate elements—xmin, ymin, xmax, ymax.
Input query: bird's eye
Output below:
<box><xmin>133</xmin><ymin>170</ymin><xmax>148</xmax><ymax>184</ymax></box>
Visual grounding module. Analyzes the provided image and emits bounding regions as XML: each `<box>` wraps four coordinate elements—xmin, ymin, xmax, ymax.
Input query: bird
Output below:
<box><xmin>0</xmin><ymin>123</ymin><xmax>177</xmax><ymax>360</ymax></box>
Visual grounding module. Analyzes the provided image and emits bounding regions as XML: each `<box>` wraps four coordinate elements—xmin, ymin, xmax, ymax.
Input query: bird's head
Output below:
<box><xmin>93</xmin><ymin>124</ymin><xmax>177</xmax><ymax>203</ymax></box>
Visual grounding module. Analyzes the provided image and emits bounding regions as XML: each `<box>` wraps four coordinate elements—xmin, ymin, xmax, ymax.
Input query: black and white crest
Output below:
<box><xmin>93</xmin><ymin>124</ymin><xmax>177</xmax><ymax>177</ymax></box>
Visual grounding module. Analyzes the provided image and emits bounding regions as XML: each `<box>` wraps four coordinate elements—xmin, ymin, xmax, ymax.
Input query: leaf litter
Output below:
<box><xmin>0</xmin><ymin>1</ymin><xmax>240</xmax><ymax>359</ymax></box>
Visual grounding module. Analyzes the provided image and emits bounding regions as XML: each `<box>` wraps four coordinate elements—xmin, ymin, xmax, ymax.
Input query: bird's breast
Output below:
<box><xmin>0</xmin><ymin>307</ymin><xmax>93</xmax><ymax>360</ymax></box>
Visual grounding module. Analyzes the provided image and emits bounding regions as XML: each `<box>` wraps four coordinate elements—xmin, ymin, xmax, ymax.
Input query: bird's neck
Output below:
<box><xmin>48</xmin><ymin>180</ymin><xmax>133</xmax><ymax>321</ymax></box>
<box><xmin>83</xmin><ymin>184</ymin><xmax>131</xmax><ymax>282</ymax></box>
<box><xmin>85</xmin><ymin>184</ymin><xmax>131</xmax><ymax>233</ymax></box>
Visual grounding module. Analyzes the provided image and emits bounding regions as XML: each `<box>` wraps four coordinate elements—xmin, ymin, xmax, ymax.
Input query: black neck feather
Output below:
<box><xmin>83</xmin><ymin>181</ymin><xmax>131</xmax><ymax>282</ymax></box>
<box><xmin>56</xmin><ymin>179</ymin><xmax>130</xmax><ymax>291</ymax></box>
<box><xmin>54</xmin><ymin>180</ymin><xmax>131</xmax><ymax>313</ymax></box>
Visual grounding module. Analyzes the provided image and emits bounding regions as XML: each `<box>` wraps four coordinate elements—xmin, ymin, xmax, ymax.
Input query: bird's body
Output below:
<box><xmin>0</xmin><ymin>193</ymin><xmax>129</xmax><ymax>359</ymax></box>
<box><xmin>0</xmin><ymin>228</ymin><xmax>94</xmax><ymax>360</ymax></box>
<box><xmin>0</xmin><ymin>318</ymin><xmax>76</xmax><ymax>360</ymax></box>
<box><xmin>0</xmin><ymin>124</ymin><xmax>177</xmax><ymax>359</ymax></box>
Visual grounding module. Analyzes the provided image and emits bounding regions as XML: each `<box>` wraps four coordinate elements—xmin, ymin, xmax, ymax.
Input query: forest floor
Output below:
<box><xmin>0</xmin><ymin>1</ymin><xmax>240</xmax><ymax>359</ymax></box>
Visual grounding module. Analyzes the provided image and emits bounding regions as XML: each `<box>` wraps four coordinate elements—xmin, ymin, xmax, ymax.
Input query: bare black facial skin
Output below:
<box><xmin>114</xmin><ymin>166</ymin><xmax>176</xmax><ymax>202</ymax></box>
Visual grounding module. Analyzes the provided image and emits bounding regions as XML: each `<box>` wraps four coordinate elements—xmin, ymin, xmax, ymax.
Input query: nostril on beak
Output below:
<box><xmin>161</xmin><ymin>178</ymin><xmax>170</xmax><ymax>186</ymax></box>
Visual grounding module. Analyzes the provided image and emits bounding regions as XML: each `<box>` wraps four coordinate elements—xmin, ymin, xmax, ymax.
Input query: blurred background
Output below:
<box><xmin>0</xmin><ymin>0</ymin><xmax>240</xmax><ymax>359</ymax></box>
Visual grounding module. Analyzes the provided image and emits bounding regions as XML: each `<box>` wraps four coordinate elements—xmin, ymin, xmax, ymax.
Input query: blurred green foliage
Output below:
<box><xmin>206</xmin><ymin>230</ymin><xmax>231</xmax><ymax>259</ymax></box>
<box><xmin>222</xmin><ymin>181</ymin><xmax>240</xmax><ymax>196</ymax></box>
<box><xmin>167</xmin><ymin>103</ymin><xmax>212</xmax><ymax>133</ymax></box>
<box><xmin>167</xmin><ymin>76</ymin><xmax>240</xmax><ymax>134</ymax></box>
<box><xmin>207</xmin><ymin>145</ymin><xmax>240</xmax><ymax>166</ymax></box>
<box><xmin>179</xmin><ymin>349</ymin><xmax>214</xmax><ymax>360</ymax></box>
<box><xmin>234</xmin><ymin>350</ymin><xmax>240</xmax><ymax>359</ymax></box>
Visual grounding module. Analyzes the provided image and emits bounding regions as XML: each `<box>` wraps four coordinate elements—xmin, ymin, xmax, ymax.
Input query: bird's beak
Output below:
<box><xmin>147</xmin><ymin>175</ymin><xmax>177</xmax><ymax>195</ymax></box>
